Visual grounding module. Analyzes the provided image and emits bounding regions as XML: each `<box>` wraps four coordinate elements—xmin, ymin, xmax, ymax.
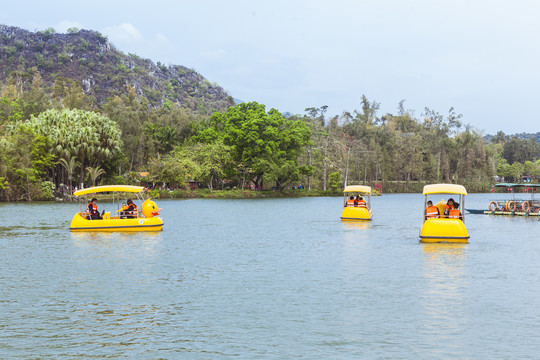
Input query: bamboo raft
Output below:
<box><xmin>483</xmin><ymin>210</ymin><xmax>539</xmax><ymax>216</ymax></box>
<box><xmin>484</xmin><ymin>183</ymin><xmax>540</xmax><ymax>217</ymax></box>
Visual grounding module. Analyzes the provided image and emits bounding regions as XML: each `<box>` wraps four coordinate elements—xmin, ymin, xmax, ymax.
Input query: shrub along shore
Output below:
<box><xmin>147</xmin><ymin>188</ymin><xmax>380</xmax><ymax>200</ymax></box>
<box><xmin>53</xmin><ymin>188</ymin><xmax>382</xmax><ymax>202</ymax></box>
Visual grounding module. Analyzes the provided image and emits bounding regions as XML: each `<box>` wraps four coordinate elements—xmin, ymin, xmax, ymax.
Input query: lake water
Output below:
<box><xmin>1</xmin><ymin>194</ymin><xmax>539</xmax><ymax>359</ymax></box>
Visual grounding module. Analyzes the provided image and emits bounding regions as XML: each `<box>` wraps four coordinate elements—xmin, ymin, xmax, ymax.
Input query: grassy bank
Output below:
<box><xmin>145</xmin><ymin>188</ymin><xmax>382</xmax><ymax>199</ymax></box>
<box><xmin>148</xmin><ymin>188</ymin><xmax>340</xmax><ymax>199</ymax></box>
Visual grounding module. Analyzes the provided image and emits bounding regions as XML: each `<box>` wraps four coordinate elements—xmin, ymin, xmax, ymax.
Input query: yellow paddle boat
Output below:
<box><xmin>420</xmin><ymin>184</ymin><xmax>469</xmax><ymax>243</ymax></box>
<box><xmin>69</xmin><ymin>185</ymin><xmax>164</xmax><ymax>232</ymax></box>
<box><xmin>340</xmin><ymin>185</ymin><xmax>373</xmax><ymax>221</ymax></box>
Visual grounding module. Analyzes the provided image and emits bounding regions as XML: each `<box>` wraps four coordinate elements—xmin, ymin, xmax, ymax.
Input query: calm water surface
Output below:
<box><xmin>1</xmin><ymin>194</ymin><xmax>539</xmax><ymax>359</ymax></box>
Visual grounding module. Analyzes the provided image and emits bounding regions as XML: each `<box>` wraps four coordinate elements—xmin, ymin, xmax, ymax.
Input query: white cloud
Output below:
<box><xmin>154</xmin><ymin>33</ymin><xmax>169</xmax><ymax>44</ymax></box>
<box><xmin>199</xmin><ymin>49</ymin><xmax>226</xmax><ymax>61</ymax></box>
<box><xmin>102</xmin><ymin>23</ymin><xmax>143</xmax><ymax>43</ymax></box>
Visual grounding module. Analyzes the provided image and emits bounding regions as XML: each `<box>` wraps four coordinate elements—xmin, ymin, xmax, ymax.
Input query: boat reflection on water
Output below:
<box><xmin>70</xmin><ymin>231</ymin><xmax>163</xmax><ymax>258</ymax></box>
<box><xmin>421</xmin><ymin>242</ymin><xmax>467</xmax><ymax>285</ymax></box>
<box><xmin>341</xmin><ymin>220</ymin><xmax>372</xmax><ymax>247</ymax></box>
<box><xmin>422</xmin><ymin>242</ymin><xmax>467</xmax><ymax>259</ymax></box>
<box><xmin>342</xmin><ymin>222</ymin><xmax>372</xmax><ymax>230</ymax></box>
<box><xmin>420</xmin><ymin>242</ymin><xmax>468</xmax><ymax>353</ymax></box>
<box><xmin>70</xmin><ymin>230</ymin><xmax>163</xmax><ymax>243</ymax></box>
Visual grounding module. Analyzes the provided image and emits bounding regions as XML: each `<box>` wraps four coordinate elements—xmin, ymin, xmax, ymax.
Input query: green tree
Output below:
<box><xmin>188</xmin><ymin>142</ymin><xmax>233</xmax><ymax>190</ymax></box>
<box><xmin>328</xmin><ymin>171</ymin><xmax>341</xmax><ymax>190</ymax></box>
<box><xmin>523</xmin><ymin>160</ymin><xmax>533</xmax><ymax>176</ymax></box>
<box><xmin>531</xmin><ymin>160</ymin><xmax>540</xmax><ymax>181</ymax></box>
<box><xmin>355</xmin><ymin>95</ymin><xmax>380</xmax><ymax>125</ymax></box>
<box><xmin>496</xmin><ymin>158</ymin><xmax>511</xmax><ymax>180</ymax></box>
<box><xmin>147</xmin><ymin>153</ymin><xmax>199</xmax><ymax>188</ymax></box>
<box><xmin>502</xmin><ymin>137</ymin><xmax>540</xmax><ymax>164</ymax></box>
<box><xmin>24</xmin><ymin>108</ymin><xmax>122</xmax><ymax>185</ymax></box>
<box><xmin>194</xmin><ymin>102</ymin><xmax>311</xmax><ymax>189</ymax></box>
<box><xmin>508</xmin><ymin>162</ymin><xmax>524</xmax><ymax>182</ymax></box>
<box><xmin>58</xmin><ymin>156</ymin><xmax>80</xmax><ymax>195</ymax></box>
<box><xmin>86</xmin><ymin>165</ymin><xmax>106</xmax><ymax>187</ymax></box>
<box><xmin>155</xmin><ymin>126</ymin><xmax>179</xmax><ymax>154</ymax></box>
<box><xmin>0</xmin><ymin>125</ymin><xmax>55</xmax><ymax>200</ymax></box>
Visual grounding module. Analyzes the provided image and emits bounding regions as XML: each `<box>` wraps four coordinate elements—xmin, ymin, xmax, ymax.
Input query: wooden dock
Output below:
<box><xmin>483</xmin><ymin>211</ymin><xmax>539</xmax><ymax>216</ymax></box>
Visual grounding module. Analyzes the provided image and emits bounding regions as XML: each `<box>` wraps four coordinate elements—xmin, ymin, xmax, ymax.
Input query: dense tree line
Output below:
<box><xmin>1</xmin><ymin>72</ymin><xmax>539</xmax><ymax>201</ymax></box>
<box><xmin>292</xmin><ymin>97</ymin><xmax>539</xmax><ymax>193</ymax></box>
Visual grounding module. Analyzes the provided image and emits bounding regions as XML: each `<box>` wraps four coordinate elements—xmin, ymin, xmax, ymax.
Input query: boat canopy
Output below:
<box><xmin>423</xmin><ymin>184</ymin><xmax>467</xmax><ymax>195</ymax></box>
<box><xmin>493</xmin><ymin>183</ymin><xmax>540</xmax><ymax>188</ymax></box>
<box><xmin>493</xmin><ymin>182</ymin><xmax>516</xmax><ymax>187</ymax></box>
<box><xmin>343</xmin><ymin>185</ymin><xmax>371</xmax><ymax>194</ymax></box>
<box><xmin>73</xmin><ymin>185</ymin><xmax>145</xmax><ymax>196</ymax></box>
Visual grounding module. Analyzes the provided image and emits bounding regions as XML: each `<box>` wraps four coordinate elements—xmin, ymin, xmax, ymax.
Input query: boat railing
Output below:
<box><xmin>425</xmin><ymin>214</ymin><xmax>464</xmax><ymax>221</ymax></box>
<box><xmin>489</xmin><ymin>199</ymin><xmax>540</xmax><ymax>212</ymax></box>
<box><xmin>78</xmin><ymin>210</ymin><xmax>143</xmax><ymax>219</ymax></box>
<box><xmin>117</xmin><ymin>210</ymin><xmax>141</xmax><ymax>219</ymax></box>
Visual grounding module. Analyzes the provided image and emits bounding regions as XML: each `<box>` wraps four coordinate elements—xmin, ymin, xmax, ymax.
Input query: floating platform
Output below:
<box><xmin>483</xmin><ymin>210</ymin><xmax>539</xmax><ymax>216</ymax></box>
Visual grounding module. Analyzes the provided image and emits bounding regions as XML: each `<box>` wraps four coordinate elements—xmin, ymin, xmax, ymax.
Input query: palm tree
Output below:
<box><xmin>86</xmin><ymin>165</ymin><xmax>106</xmax><ymax>187</ymax></box>
<box><xmin>25</xmin><ymin>108</ymin><xmax>122</xmax><ymax>188</ymax></box>
<box><xmin>156</xmin><ymin>126</ymin><xmax>178</xmax><ymax>153</ymax></box>
<box><xmin>58</xmin><ymin>156</ymin><xmax>80</xmax><ymax>196</ymax></box>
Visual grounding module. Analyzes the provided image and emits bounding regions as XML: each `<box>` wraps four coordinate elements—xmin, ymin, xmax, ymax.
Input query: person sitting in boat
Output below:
<box><xmin>87</xmin><ymin>197</ymin><xmax>102</xmax><ymax>220</ymax></box>
<box><xmin>118</xmin><ymin>202</ymin><xmax>129</xmax><ymax>219</ymax></box>
<box><xmin>346</xmin><ymin>196</ymin><xmax>355</xmax><ymax>207</ymax></box>
<box><xmin>448</xmin><ymin>202</ymin><xmax>461</xmax><ymax>219</ymax></box>
<box><xmin>425</xmin><ymin>200</ymin><xmax>440</xmax><ymax>219</ymax></box>
<box><xmin>125</xmin><ymin>199</ymin><xmax>138</xmax><ymax>219</ymax></box>
<box><xmin>444</xmin><ymin>198</ymin><xmax>455</xmax><ymax>217</ymax></box>
<box><xmin>355</xmin><ymin>196</ymin><xmax>366</xmax><ymax>207</ymax></box>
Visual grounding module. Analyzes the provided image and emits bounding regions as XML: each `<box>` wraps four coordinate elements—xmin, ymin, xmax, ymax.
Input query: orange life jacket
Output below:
<box><xmin>127</xmin><ymin>203</ymin><xmax>138</xmax><ymax>216</ymax></box>
<box><xmin>425</xmin><ymin>206</ymin><xmax>439</xmax><ymax>219</ymax></box>
<box><xmin>87</xmin><ymin>202</ymin><xmax>97</xmax><ymax>213</ymax></box>
<box><xmin>356</xmin><ymin>200</ymin><xmax>366</xmax><ymax>207</ymax></box>
<box><xmin>346</xmin><ymin>200</ymin><xmax>355</xmax><ymax>206</ymax></box>
<box><xmin>86</xmin><ymin>202</ymin><xmax>98</xmax><ymax>218</ymax></box>
<box><xmin>449</xmin><ymin>209</ymin><xmax>460</xmax><ymax>218</ymax></box>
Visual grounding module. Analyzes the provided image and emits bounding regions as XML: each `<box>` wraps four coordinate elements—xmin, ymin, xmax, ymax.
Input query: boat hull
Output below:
<box><xmin>465</xmin><ymin>209</ymin><xmax>486</xmax><ymax>214</ymax></box>
<box><xmin>420</xmin><ymin>218</ymin><xmax>469</xmax><ymax>243</ymax></box>
<box><xmin>69</xmin><ymin>213</ymin><xmax>164</xmax><ymax>232</ymax></box>
<box><xmin>340</xmin><ymin>207</ymin><xmax>373</xmax><ymax>221</ymax></box>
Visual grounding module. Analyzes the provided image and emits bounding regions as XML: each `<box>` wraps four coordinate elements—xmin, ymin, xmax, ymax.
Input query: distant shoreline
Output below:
<box><xmin>147</xmin><ymin>189</ymin><xmax>353</xmax><ymax>200</ymax></box>
<box><xmin>5</xmin><ymin>187</ymin><xmax>516</xmax><ymax>202</ymax></box>
<box><xmin>1</xmin><ymin>188</ymin><xmax>386</xmax><ymax>202</ymax></box>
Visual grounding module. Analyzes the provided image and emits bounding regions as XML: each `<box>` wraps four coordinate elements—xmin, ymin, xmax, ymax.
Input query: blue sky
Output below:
<box><xmin>2</xmin><ymin>0</ymin><xmax>539</xmax><ymax>134</ymax></box>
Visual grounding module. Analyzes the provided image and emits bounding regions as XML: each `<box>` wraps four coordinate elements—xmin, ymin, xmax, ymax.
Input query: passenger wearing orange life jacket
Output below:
<box><xmin>443</xmin><ymin>198</ymin><xmax>455</xmax><ymax>217</ymax></box>
<box><xmin>119</xmin><ymin>202</ymin><xmax>129</xmax><ymax>219</ymax></box>
<box><xmin>355</xmin><ymin>195</ymin><xmax>366</xmax><ymax>207</ymax></box>
<box><xmin>425</xmin><ymin>200</ymin><xmax>440</xmax><ymax>219</ymax></box>
<box><xmin>346</xmin><ymin>195</ymin><xmax>355</xmax><ymax>207</ymax></box>
<box><xmin>448</xmin><ymin>202</ymin><xmax>461</xmax><ymax>219</ymax></box>
<box><xmin>125</xmin><ymin>199</ymin><xmax>138</xmax><ymax>219</ymax></box>
<box><xmin>87</xmin><ymin>197</ymin><xmax>102</xmax><ymax>220</ymax></box>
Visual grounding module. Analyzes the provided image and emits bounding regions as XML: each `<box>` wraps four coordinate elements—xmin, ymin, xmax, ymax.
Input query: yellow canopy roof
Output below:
<box><xmin>343</xmin><ymin>185</ymin><xmax>371</xmax><ymax>194</ymax></box>
<box><xmin>423</xmin><ymin>183</ymin><xmax>467</xmax><ymax>195</ymax></box>
<box><xmin>73</xmin><ymin>185</ymin><xmax>145</xmax><ymax>196</ymax></box>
